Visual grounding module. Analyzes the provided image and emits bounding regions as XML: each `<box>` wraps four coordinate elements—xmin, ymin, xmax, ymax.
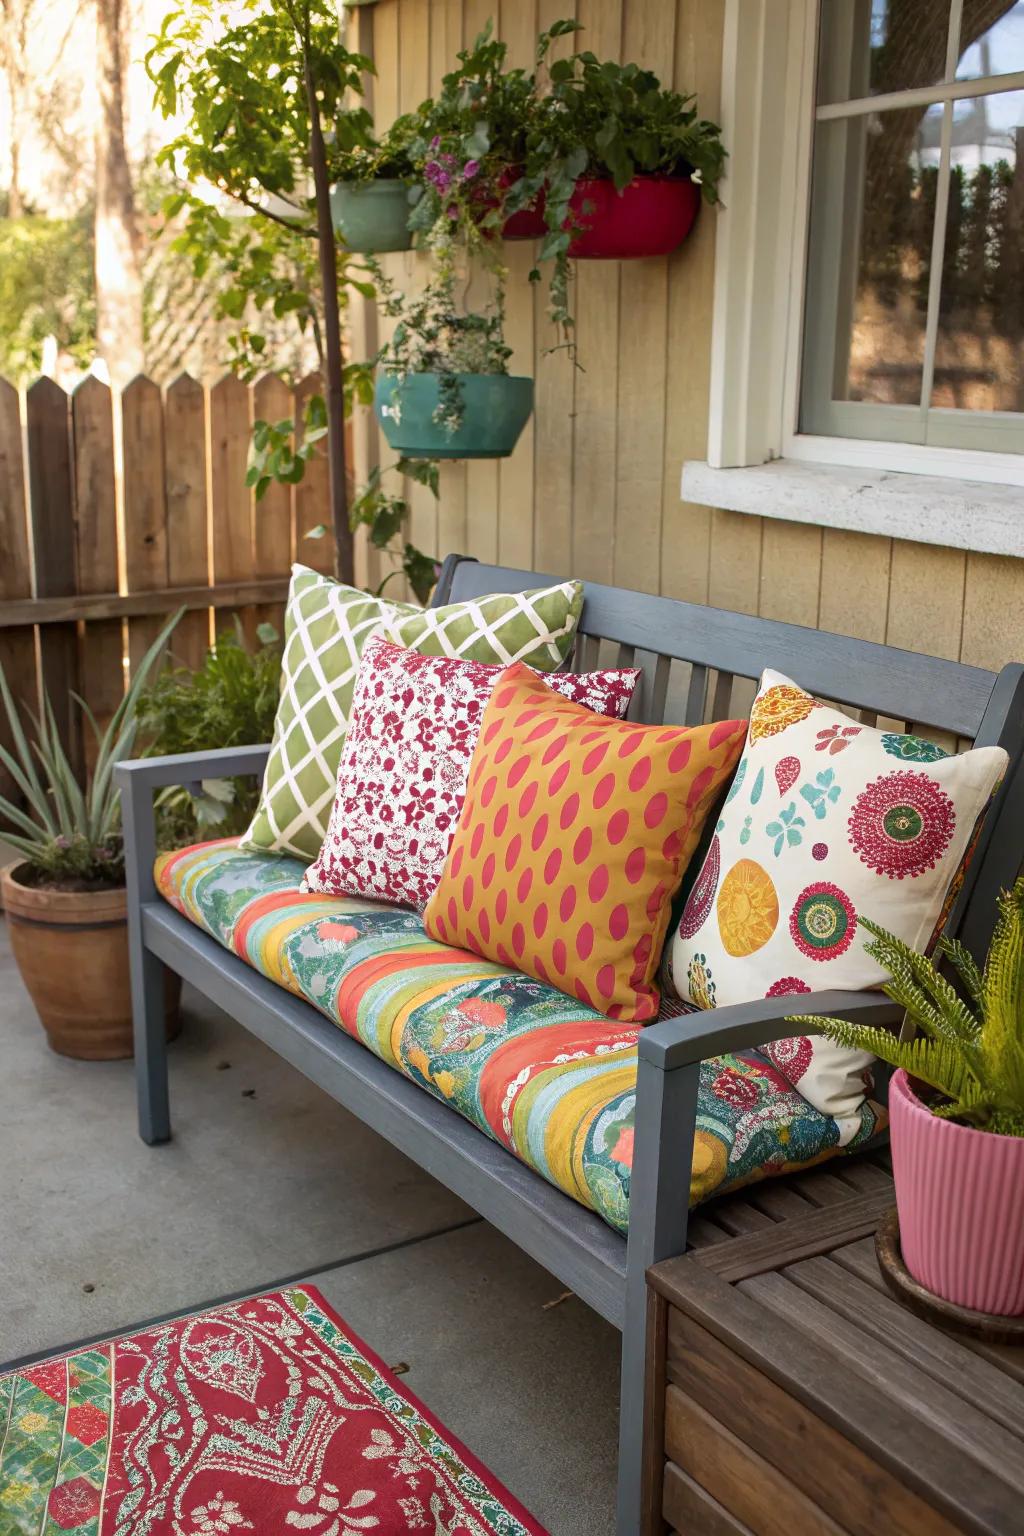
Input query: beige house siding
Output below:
<box><xmin>353</xmin><ymin>0</ymin><xmax>1024</xmax><ymax>677</ymax></box>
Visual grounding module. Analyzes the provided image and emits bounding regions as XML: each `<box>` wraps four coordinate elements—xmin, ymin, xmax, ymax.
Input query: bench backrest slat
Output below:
<box><xmin>434</xmin><ymin>555</ymin><xmax>1024</xmax><ymax>961</ymax></box>
<box><xmin>440</xmin><ymin>558</ymin><xmax>999</xmax><ymax>740</ymax></box>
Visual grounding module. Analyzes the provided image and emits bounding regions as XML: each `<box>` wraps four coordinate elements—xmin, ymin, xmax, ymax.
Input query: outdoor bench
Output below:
<box><xmin>116</xmin><ymin>555</ymin><xmax>1024</xmax><ymax>1536</ymax></box>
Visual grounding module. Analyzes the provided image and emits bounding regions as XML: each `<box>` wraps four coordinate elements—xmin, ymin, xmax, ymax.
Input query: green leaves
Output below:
<box><xmin>349</xmin><ymin>455</ymin><xmax>440</xmax><ymax>562</ymax></box>
<box><xmin>791</xmin><ymin>885</ymin><xmax>1024</xmax><ymax>1138</ymax></box>
<box><xmin>246</xmin><ymin>393</ymin><xmax>329</xmax><ymax>500</ymax></box>
<box><xmin>138</xmin><ymin>621</ymin><xmax>283</xmax><ymax>846</ymax></box>
<box><xmin>0</xmin><ymin>610</ymin><xmax>182</xmax><ymax>885</ymax></box>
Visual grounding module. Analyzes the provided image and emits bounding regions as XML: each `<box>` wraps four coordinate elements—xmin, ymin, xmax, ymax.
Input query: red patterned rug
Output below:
<box><xmin>0</xmin><ymin>1285</ymin><xmax>549</xmax><ymax>1534</ymax></box>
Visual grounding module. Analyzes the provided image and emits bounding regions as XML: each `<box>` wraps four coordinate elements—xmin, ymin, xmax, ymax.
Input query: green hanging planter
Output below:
<box><xmin>329</xmin><ymin>179</ymin><xmax>418</xmax><ymax>253</ymax></box>
<box><xmin>375</xmin><ymin>373</ymin><xmax>534</xmax><ymax>460</ymax></box>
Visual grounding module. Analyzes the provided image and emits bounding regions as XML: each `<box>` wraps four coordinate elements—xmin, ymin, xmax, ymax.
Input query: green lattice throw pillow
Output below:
<box><xmin>242</xmin><ymin>565</ymin><xmax>584</xmax><ymax>859</ymax></box>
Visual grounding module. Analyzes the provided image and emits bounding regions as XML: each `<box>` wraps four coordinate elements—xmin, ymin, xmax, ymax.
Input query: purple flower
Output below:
<box><xmin>447</xmin><ymin>202</ymin><xmax>459</xmax><ymax>220</ymax></box>
<box><xmin>55</xmin><ymin>835</ymin><xmax>70</xmax><ymax>850</ymax></box>
<box><xmin>425</xmin><ymin>161</ymin><xmax>452</xmax><ymax>191</ymax></box>
<box><xmin>430</xmin><ymin>135</ymin><xmax>440</xmax><ymax>150</ymax></box>
<box><xmin>463</xmin><ymin>159</ymin><xmax>479</xmax><ymax>180</ymax></box>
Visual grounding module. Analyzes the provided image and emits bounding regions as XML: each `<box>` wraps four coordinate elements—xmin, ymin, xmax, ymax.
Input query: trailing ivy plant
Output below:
<box><xmin>790</xmin><ymin>896</ymin><xmax>1024</xmax><ymax>1138</ymax></box>
<box><xmin>243</xmin><ymin>385</ymin><xmax>440</xmax><ymax>601</ymax></box>
<box><xmin>348</xmin><ymin>461</ymin><xmax>441</xmax><ymax>603</ymax></box>
<box><xmin>374</xmin><ymin>245</ymin><xmax>511</xmax><ymax>438</ymax></box>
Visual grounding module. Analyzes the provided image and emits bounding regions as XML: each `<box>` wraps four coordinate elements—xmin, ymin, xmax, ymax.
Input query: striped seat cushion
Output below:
<box><xmin>155</xmin><ymin>841</ymin><xmax>886</xmax><ymax>1234</ymax></box>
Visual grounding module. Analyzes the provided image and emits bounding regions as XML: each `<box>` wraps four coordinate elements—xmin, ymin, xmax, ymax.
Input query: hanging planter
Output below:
<box><xmin>329</xmin><ymin>179</ymin><xmax>419</xmax><ymax>253</ymax></box>
<box><xmin>375</xmin><ymin>372</ymin><xmax>534</xmax><ymax>460</ymax></box>
<box><xmin>502</xmin><ymin>195</ymin><xmax>547</xmax><ymax>241</ymax></box>
<box><xmin>566</xmin><ymin>174</ymin><xmax>701</xmax><ymax>259</ymax></box>
<box><xmin>496</xmin><ymin>166</ymin><xmax>547</xmax><ymax>241</ymax></box>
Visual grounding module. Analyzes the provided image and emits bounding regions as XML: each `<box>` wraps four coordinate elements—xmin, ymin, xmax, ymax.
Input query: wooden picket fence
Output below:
<box><xmin>0</xmin><ymin>371</ymin><xmax>336</xmax><ymax>788</ymax></box>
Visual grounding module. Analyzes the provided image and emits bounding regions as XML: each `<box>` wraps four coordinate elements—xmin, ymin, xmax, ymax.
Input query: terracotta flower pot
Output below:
<box><xmin>2</xmin><ymin>862</ymin><xmax>181</xmax><ymax>1060</ymax></box>
<box><xmin>567</xmin><ymin>174</ymin><xmax>700</xmax><ymax>258</ymax></box>
<box><xmin>890</xmin><ymin>1069</ymin><xmax>1024</xmax><ymax>1316</ymax></box>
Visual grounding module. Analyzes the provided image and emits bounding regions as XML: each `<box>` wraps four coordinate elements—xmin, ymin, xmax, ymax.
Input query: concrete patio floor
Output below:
<box><xmin>0</xmin><ymin>919</ymin><xmax>619</xmax><ymax>1534</ymax></box>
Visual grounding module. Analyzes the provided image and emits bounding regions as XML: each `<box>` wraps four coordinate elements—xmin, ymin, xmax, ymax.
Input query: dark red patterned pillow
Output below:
<box><xmin>304</xmin><ymin>635</ymin><xmax>640</xmax><ymax>908</ymax></box>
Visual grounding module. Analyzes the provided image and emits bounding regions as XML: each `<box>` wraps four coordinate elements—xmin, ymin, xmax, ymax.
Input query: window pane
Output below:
<box><xmin>932</xmin><ymin>91</ymin><xmax>1024</xmax><ymax>411</ymax></box>
<box><xmin>955</xmin><ymin>1</ymin><xmax>1024</xmax><ymax>82</ymax></box>
<box><xmin>817</xmin><ymin>0</ymin><xmax>952</xmax><ymax>106</ymax></box>
<box><xmin>802</xmin><ymin>104</ymin><xmax>939</xmax><ymax>418</ymax></box>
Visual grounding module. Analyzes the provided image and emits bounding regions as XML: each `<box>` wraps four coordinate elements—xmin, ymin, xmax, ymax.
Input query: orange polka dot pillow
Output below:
<box><xmin>422</xmin><ymin>664</ymin><xmax>747</xmax><ymax>1022</ymax></box>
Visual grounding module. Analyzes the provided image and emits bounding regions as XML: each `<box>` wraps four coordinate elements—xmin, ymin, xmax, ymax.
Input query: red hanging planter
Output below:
<box><xmin>502</xmin><ymin>197</ymin><xmax>548</xmax><ymax>240</ymax></box>
<box><xmin>497</xmin><ymin>165</ymin><xmax>547</xmax><ymax>240</ymax></box>
<box><xmin>567</xmin><ymin>174</ymin><xmax>700</xmax><ymax>259</ymax></box>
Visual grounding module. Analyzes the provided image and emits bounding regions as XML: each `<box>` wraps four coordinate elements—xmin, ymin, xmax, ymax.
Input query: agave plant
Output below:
<box><xmin>0</xmin><ymin>611</ymin><xmax>181</xmax><ymax>886</ymax></box>
<box><xmin>790</xmin><ymin>888</ymin><xmax>1024</xmax><ymax>1138</ymax></box>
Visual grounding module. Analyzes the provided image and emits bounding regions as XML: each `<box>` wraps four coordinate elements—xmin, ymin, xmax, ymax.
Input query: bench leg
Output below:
<box><xmin>121</xmin><ymin>768</ymin><xmax>171</xmax><ymax>1144</ymax></box>
<box><xmin>617</xmin><ymin>1056</ymin><xmax>699</xmax><ymax>1536</ymax></box>
<box><xmin>132</xmin><ymin>940</ymin><xmax>171</xmax><ymax>1144</ymax></box>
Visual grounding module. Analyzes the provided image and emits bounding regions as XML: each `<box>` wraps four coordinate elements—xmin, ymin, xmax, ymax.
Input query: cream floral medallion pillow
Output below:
<box><xmin>670</xmin><ymin>670</ymin><xmax>1007</xmax><ymax>1132</ymax></box>
<box><xmin>242</xmin><ymin>566</ymin><xmax>584</xmax><ymax>860</ymax></box>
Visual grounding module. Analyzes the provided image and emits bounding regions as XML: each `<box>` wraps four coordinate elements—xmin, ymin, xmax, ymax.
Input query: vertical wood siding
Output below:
<box><xmin>361</xmin><ymin>0</ymin><xmax>1024</xmax><ymax>674</ymax></box>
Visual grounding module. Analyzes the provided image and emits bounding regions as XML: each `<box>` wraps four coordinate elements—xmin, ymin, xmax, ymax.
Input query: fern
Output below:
<box><xmin>791</xmin><ymin>880</ymin><xmax>1024</xmax><ymax>1139</ymax></box>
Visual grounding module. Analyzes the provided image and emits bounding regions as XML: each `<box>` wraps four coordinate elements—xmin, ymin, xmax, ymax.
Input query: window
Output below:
<box><xmin>800</xmin><ymin>1</ymin><xmax>1024</xmax><ymax>455</ymax></box>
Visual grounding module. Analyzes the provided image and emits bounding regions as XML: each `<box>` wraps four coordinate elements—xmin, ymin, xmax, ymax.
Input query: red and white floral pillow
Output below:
<box><xmin>303</xmin><ymin>635</ymin><xmax>640</xmax><ymax>909</ymax></box>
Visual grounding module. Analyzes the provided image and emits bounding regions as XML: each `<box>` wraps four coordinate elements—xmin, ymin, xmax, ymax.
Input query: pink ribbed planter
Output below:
<box><xmin>890</xmin><ymin>1069</ymin><xmax>1024</xmax><ymax>1316</ymax></box>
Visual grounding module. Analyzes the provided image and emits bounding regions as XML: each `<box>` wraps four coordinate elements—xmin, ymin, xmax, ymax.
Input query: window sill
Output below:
<box><xmin>681</xmin><ymin>459</ymin><xmax>1024</xmax><ymax>560</ymax></box>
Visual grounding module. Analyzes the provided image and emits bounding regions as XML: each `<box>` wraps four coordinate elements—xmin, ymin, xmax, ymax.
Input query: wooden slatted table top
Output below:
<box><xmin>648</xmin><ymin>1151</ymin><xmax>1024</xmax><ymax>1536</ymax></box>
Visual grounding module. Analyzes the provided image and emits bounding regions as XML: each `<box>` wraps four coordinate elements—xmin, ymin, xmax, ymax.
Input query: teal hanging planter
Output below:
<box><xmin>375</xmin><ymin>373</ymin><xmax>534</xmax><ymax>460</ymax></box>
<box><xmin>329</xmin><ymin>179</ymin><xmax>418</xmax><ymax>253</ymax></box>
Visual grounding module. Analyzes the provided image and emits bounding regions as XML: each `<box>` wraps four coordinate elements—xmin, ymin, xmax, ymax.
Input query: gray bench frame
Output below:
<box><xmin>116</xmin><ymin>555</ymin><xmax>1024</xmax><ymax>1535</ymax></box>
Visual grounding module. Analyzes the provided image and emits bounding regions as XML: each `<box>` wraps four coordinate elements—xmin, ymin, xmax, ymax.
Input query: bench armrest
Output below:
<box><xmin>114</xmin><ymin>744</ymin><xmax>272</xmax><ymax>793</ymax></box>
<box><xmin>638</xmin><ymin>989</ymin><xmax>904</xmax><ymax>1071</ymax></box>
<box><xmin>116</xmin><ymin>745</ymin><xmax>272</xmax><ymax>909</ymax></box>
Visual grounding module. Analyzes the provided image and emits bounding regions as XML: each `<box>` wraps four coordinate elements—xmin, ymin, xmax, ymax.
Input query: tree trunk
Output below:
<box><xmin>1</xmin><ymin>0</ymin><xmax>30</xmax><ymax>216</ymax></box>
<box><xmin>868</xmin><ymin>1</ymin><xmax>1018</xmax><ymax>190</ymax></box>
<box><xmin>303</xmin><ymin>45</ymin><xmax>353</xmax><ymax>585</ymax></box>
<box><xmin>94</xmin><ymin>0</ymin><xmax>143</xmax><ymax>384</ymax></box>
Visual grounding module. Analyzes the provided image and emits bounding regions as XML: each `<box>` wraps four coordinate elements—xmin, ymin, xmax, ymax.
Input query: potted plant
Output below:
<box><xmin>373</xmin><ymin>252</ymin><xmax>532</xmax><ymax>460</ymax></box>
<box><xmin>136</xmin><ymin>619</ymin><xmax>283</xmax><ymax>846</ymax></box>
<box><xmin>406</xmin><ymin>24</ymin><xmax>559</xmax><ymax>251</ymax></box>
<box><xmin>791</xmin><ymin>893</ymin><xmax>1024</xmax><ymax>1317</ymax></box>
<box><xmin>329</xmin><ymin>112</ymin><xmax>423</xmax><ymax>253</ymax></box>
<box><xmin>0</xmin><ymin>615</ymin><xmax>181</xmax><ymax>1060</ymax></box>
<box><xmin>518</xmin><ymin>38</ymin><xmax>727</xmax><ymax>340</ymax></box>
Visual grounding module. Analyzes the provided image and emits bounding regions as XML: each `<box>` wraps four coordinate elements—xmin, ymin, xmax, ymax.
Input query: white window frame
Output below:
<box><xmin>705</xmin><ymin>0</ymin><xmax>1024</xmax><ymax>491</ymax></box>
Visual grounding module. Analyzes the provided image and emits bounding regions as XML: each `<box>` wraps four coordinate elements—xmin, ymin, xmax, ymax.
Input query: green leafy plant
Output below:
<box><xmin>348</xmin><ymin>460</ymin><xmax>441</xmax><ymax>603</ymax></box>
<box><xmin>522</xmin><ymin>30</ymin><xmax>726</xmax><ymax>342</ymax></box>
<box><xmin>136</xmin><ymin>620</ymin><xmax>283</xmax><ymax>843</ymax></box>
<box><xmin>0</xmin><ymin>613</ymin><xmax>181</xmax><ymax>887</ymax></box>
<box><xmin>331</xmin><ymin>112</ymin><xmax>421</xmax><ymax>182</ymax></box>
<box><xmin>534</xmin><ymin>49</ymin><xmax>727</xmax><ymax>193</ymax></box>
<box><xmin>246</xmin><ymin>394</ymin><xmax>330</xmax><ymax>499</ymax></box>
<box><xmin>790</xmin><ymin>893</ymin><xmax>1024</xmax><ymax>1138</ymax></box>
